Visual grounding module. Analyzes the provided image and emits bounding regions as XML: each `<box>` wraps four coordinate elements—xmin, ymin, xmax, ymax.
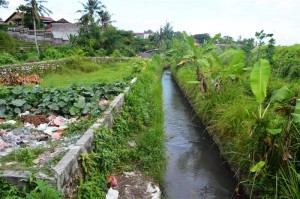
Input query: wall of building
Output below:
<box><xmin>7</xmin><ymin>23</ymin><xmax>80</xmax><ymax>45</ymax></box>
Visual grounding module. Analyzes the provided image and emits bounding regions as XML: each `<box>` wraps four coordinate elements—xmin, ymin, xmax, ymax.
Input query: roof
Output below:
<box><xmin>55</xmin><ymin>18</ymin><xmax>69</xmax><ymax>23</ymax></box>
<box><xmin>4</xmin><ymin>12</ymin><xmax>24</xmax><ymax>23</ymax></box>
<box><xmin>46</xmin><ymin>27</ymin><xmax>53</xmax><ymax>32</ymax></box>
<box><xmin>40</xmin><ymin>17</ymin><xmax>55</xmax><ymax>22</ymax></box>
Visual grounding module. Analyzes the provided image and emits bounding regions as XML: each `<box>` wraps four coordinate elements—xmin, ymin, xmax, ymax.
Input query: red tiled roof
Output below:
<box><xmin>40</xmin><ymin>17</ymin><xmax>55</xmax><ymax>22</ymax></box>
<box><xmin>46</xmin><ymin>27</ymin><xmax>53</xmax><ymax>32</ymax></box>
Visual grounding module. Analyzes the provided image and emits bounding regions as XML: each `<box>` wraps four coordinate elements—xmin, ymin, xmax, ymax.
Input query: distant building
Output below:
<box><xmin>3</xmin><ymin>11</ymin><xmax>23</xmax><ymax>26</ymax></box>
<box><xmin>135</xmin><ymin>30</ymin><xmax>154</xmax><ymax>39</ymax></box>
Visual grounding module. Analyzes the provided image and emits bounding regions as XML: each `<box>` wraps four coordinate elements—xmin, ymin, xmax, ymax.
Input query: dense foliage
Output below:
<box><xmin>167</xmin><ymin>31</ymin><xmax>300</xmax><ymax>198</ymax></box>
<box><xmin>78</xmin><ymin>55</ymin><xmax>165</xmax><ymax>198</ymax></box>
<box><xmin>0</xmin><ymin>82</ymin><xmax>126</xmax><ymax>118</ymax></box>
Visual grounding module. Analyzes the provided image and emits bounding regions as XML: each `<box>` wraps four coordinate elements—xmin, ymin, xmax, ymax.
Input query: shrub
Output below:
<box><xmin>0</xmin><ymin>52</ymin><xmax>19</xmax><ymax>66</ymax></box>
<box><xmin>42</xmin><ymin>47</ymin><xmax>63</xmax><ymax>60</ymax></box>
<box><xmin>0</xmin><ymin>32</ymin><xmax>17</xmax><ymax>53</ymax></box>
<box><xmin>110</xmin><ymin>49</ymin><xmax>123</xmax><ymax>58</ymax></box>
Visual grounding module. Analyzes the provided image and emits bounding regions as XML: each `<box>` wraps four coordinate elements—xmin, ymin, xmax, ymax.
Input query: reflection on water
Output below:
<box><xmin>163</xmin><ymin>70</ymin><xmax>238</xmax><ymax>199</ymax></box>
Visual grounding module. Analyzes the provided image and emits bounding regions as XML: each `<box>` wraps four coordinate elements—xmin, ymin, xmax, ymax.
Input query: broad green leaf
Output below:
<box><xmin>11</xmin><ymin>99</ymin><xmax>27</xmax><ymax>107</ymax></box>
<box><xmin>14</xmin><ymin>108</ymin><xmax>21</xmax><ymax>114</ymax></box>
<box><xmin>250</xmin><ymin>59</ymin><xmax>271</xmax><ymax>103</ymax></box>
<box><xmin>0</xmin><ymin>99</ymin><xmax>6</xmax><ymax>105</ymax></box>
<box><xmin>266</xmin><ymin>128</ymin><xmax>282</xmax><ymax>135</ymax></box>
<box><xmin>48</xmin><ymin>104</ymin><xmax>60</xmax><ymax>111</ymax></box>
<box><xmin>270</xmin><ymin>86</ymin><xmax>291</xmax><ymax>103</ymax></box>
<box><xmin>69</xmin><ymin>106</ymin><xmax>80</xmax><ymax>115</ymax></box>
<box><xmin>74</xmin><ymin>96</ymin><xmax>86</xmax><ymax>109</ymax></box>
<box><xmin>291</xmin><ymin>113</ymin><xmax>300</xmax><ymax>123</ymax></box>
<box><xmin>250</xmin><ymin>161</ymin><xmax>266</xmax><ymax>172</ymax></box>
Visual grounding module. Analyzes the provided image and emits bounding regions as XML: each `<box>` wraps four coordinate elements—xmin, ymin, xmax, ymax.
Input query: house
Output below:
<box><xmin>40</xmin><ymin>17</ymin><xmax>55</xmax><ymax>28</ymax></box>
<box><xmin>135</xmin><ymin>30</ymin><xmax>154</xmax><ymax>39</ymax></box>
<box><xmin>3</xmin><ymin>11</ymin><xmax>24</xmax><ymax>26</ymax></box>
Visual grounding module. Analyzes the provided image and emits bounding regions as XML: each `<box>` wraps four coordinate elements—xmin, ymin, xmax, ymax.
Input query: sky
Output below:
<box><xmin>0</xmin><ymin>0</ymin><xmax>299</xmax><ymax>45</ymax></box>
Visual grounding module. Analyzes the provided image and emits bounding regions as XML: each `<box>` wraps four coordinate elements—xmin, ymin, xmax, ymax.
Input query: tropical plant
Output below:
<box><xmin>77</xmin><ymin>0</ymin><xmax>106</xmax><ymax>25</ymax></box>
<box><xmin>193</xmin><ymin>33</ymin><xmax>211</xmax><ymax>44</ymax></box>
<box><xmin>97</xmin><ymin>10</ymin><xmax>114</xmax><ymax>31</ymax></box>
<box><xmin>24</xmin><ymin>0</ymin><xmax>52</xmax><ymax>55</ymax></box>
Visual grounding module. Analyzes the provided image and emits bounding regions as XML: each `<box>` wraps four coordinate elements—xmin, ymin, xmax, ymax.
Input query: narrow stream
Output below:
<box><xmin>162</xmin><ymin>70</ymin><xmax>238</xmax><ymax>199</ymax></box>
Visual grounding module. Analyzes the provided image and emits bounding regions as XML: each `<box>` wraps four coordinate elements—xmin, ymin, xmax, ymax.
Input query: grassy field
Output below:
<box><xmin>40</xmin><ymin>58</ymin><xmax>136</xmax><ymax>88</ymax></box>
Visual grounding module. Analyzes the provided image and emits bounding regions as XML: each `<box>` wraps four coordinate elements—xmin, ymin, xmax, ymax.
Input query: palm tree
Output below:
<box><xmin>24</xmin><ymin>0</ymin><xmax>52</xmax><ymax>55</ymax></box>
<box><xmin>77</xmin><ymin>0</ymin><xmax>106</xmax><ymax>25</ymax></box>
<box><xmin>97</xmin><ymin>10</ymin><xmax>115</xmax><ymax>31</ymax></box>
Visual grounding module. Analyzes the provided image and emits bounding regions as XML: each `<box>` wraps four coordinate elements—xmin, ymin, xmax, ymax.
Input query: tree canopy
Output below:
<box><xmin>0</xmin><ymin>0</ymin><xmax>8</xmax><ymax>8</ymax></box>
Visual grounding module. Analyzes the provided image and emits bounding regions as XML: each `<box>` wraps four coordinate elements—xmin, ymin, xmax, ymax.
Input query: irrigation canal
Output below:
<box><xmin>162</xmin><ymin>70</ymin><xmax>240</xmax><ymax>199</ymax></box>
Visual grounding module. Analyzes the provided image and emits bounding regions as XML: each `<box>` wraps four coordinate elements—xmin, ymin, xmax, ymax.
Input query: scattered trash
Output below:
<box><xmin>51</xmin><ymin>132</ymin><xmax>61</xmax><ymax>139</ymax></box>
<box><xmin>99</xmin><ymin>100</ymin><xmax>110</xmax><ymax>106</ymax></box>
<box><xmin>105</xmin><ymin>188</ymin><xmax>119</xmax><ymax>199</ymax></box>
<box><xmin>2</xmin><ymin>120</ymin><xmax>17</xmax><ymax>125</ymax></box>
<box><xmin>107</xmin><ymin>176</ymin><xmax>118</xmax><ymax>188</ymax></box>
<box><xmin>146</xmin><ymin>183</ymin><xmax>161</xmax><ymax>199</ymax></box>
<box><xmin>0</xmin><ymin>139</ymin><xmax>8</xmax><ymax>150</ymax></box>
<box><xmin>123</xmin><ymin>172</ymin><xmax>136</xmax><ymax>177</ymax></box>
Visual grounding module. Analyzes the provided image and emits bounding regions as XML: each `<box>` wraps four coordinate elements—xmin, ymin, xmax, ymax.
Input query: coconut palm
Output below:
<box><xmin>77</xmin><ymin>0</ymin><xmax>106</xmax><ymax>25</ymax></box>
<box><xmin>24</xmin><ymin>0</ymin><xmax>52</xmax><ymax>55</ymax></box>
<box><xmin>97</xmin><ymin>10</ymin><xmax>115</xmax><ymax>31</ymax></box>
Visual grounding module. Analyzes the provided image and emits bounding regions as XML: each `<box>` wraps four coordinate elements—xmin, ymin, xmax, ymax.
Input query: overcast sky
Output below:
<box><xmin>1</xmin><ymin>0</ymin><xmax>299</xmax><ymax>45</ymax></box>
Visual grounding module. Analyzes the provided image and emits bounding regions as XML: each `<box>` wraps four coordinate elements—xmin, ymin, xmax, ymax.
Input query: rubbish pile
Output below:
<box><xmin>0</xmin><ymin>113</ymin><xmax>78</xmax><ymax>158</ymax></box>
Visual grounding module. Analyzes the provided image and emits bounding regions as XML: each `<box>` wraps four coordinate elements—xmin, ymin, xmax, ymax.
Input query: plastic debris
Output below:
<box><xmin>105</xmin><ymin>188</ymin><xmax>119</xmax><ymax>199</ymax></box>
<box><xmin>3</xmin><ymin>120</ymin><xmax>17</xmax><ymax>125</ymax></box>
<box><xmin>0</xmin><ymin>139</ymin><xmax>8</xmax><ymax>150</ymax></box>
<box><xmin>37</xmin><ymin>123</ymin><xmax>48</xmax><ymax>131</ymax></box>
<box><xmin>51</xmin><ymin>132</ymin><xmax>61</xmax><ymax>139</ymax></box>
<box><xmin>44</xmin><ymin>127</ymin><xmax>59</xmax><ymax>135</ymax></box>
<box><xmin>107</xmin><ymin>176</ymin><xmax>118</xmax><ymax>188</ymax></box>
<box><xmin>99</xmin><ymin>100</ymin><xmax>110</xmax><ymax>106</ymax></box>
<box><xmin>146</xmin><ymin>183</ymin><xmax>161</xmax><ymax>199</ymax></box>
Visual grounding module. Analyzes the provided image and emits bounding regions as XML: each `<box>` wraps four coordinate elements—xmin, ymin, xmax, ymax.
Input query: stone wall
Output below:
<box><xmin>7</xmin><ymin>23</ymin><xmax>80</xmax><ymax>44</ymax></box>
<box><xmin>0</xmin><ymin>57</ymin><xmax>131</xmax><ymax>77</ymax></box>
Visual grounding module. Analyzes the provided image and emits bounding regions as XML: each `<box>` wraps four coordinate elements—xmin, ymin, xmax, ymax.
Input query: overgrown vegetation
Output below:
<box><xmin>0</xmin><ymin>174</ymin><xmax>61</xmax><ymax>199</ymax></box>
<box><xmin>77</xmin><ymin>55</ymin><xmax>165</xmax><ymax>198</ymax></box>
<box><xmin>167</xmin><ymin>31</ymin><xmax>300</xmax><ymax>198</ymax></box>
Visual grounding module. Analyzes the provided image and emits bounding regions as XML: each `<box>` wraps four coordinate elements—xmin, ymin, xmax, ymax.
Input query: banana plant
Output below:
<box><xmin>178</xmin><ymin>32</ymin><xmax>221</xmax><ymax>94</ymax></box>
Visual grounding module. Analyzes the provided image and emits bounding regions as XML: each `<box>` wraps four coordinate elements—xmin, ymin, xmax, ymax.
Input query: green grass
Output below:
<box><xmin>77</xmin><ymin>55</ymin><xmax>166</xmax><ymax>198</ymax></box>
<box><xmin>40</xmin><ymin>61</ymin><xmax>133</xmax><ymax>88</ymax></box>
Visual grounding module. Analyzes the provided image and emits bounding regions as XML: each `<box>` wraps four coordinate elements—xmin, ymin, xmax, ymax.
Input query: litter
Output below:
<box><xmin>105</xmin><ymin>188</ymin><xmax>119</xmax><ymax>199</ymax></box>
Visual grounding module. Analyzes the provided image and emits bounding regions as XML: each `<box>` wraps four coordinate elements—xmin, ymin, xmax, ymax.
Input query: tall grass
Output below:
<box><xmin>77</xmin><ymin>55</ymin><xmax>165</xmax><ymax>198</ymax></box>
<box><xmin>40</xmin><ymin>58</ymin><xmax>135</xmax><ymax>88</ymax></box>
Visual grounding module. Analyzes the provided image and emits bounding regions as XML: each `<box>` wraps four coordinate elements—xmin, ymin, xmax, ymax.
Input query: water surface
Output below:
<box><xmin>163</xmin><ymin>70</ymin><xmax>238</xmax><ymax>199</ymax></box>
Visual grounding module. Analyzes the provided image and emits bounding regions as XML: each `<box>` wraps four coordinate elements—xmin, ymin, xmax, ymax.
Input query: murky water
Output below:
<box><xmin>163</xmin><ymin>70</ymin><xmax>238</xmax><ymax>199</ymax></box>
